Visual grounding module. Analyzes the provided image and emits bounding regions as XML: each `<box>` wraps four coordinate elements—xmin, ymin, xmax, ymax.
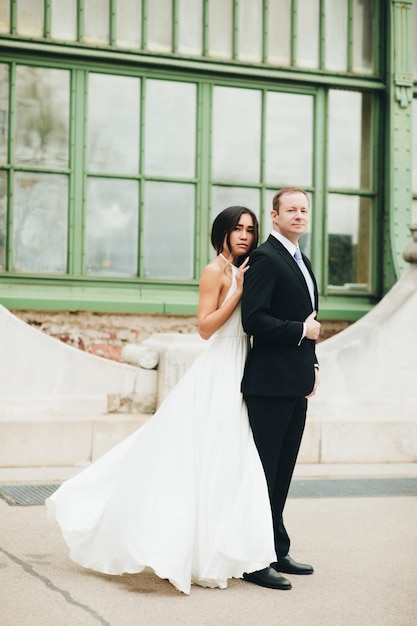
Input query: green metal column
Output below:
<box><xmin>384</xmin><ymin>0</ymin><xmax>414</xmax><ymax>291</ymax></box>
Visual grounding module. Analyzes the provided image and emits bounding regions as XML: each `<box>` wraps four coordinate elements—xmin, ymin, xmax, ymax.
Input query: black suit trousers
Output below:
<box><xmin>244</xmin><ymin>395</ymin><xmax>307</xmax><ymax>558</ymax></box>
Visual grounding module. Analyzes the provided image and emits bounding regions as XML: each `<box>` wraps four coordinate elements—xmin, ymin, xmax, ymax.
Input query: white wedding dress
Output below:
<box><xmin>46</xmin><ymin>265</ymin><xmax>275</xmax><ymax>594</ymax></box>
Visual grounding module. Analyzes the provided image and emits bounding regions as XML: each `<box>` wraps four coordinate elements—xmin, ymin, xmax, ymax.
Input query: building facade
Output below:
<box><xmin>0</xmin><ymin>0</ymin><xmax>416</xmax><ymax>323</ymax></box>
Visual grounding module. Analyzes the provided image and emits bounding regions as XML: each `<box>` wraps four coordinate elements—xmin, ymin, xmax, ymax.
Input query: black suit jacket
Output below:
<box><xmin>241</xmin><ymin>235</ymin><xmax>319</xmax><ymax>398</ymax></box>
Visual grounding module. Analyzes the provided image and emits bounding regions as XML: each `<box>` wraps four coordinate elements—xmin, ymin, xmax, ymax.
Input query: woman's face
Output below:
<box><xmin>227</xmin><ymin>212</ymin><xmax>255</xmax><ymax>258</ymax></box>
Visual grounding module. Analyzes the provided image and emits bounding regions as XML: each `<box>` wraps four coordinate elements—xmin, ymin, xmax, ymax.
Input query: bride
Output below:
<box><xmin>46</xmin><ymin>205</ymin><xmax>275</xmax><ymax>595</ymax></box>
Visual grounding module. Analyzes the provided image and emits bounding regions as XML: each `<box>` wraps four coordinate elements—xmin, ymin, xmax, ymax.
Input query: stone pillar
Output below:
<box><xmin>141</xmin><ymin>333</ymin><xmax>206</xmax><ymax>407</ymax></box>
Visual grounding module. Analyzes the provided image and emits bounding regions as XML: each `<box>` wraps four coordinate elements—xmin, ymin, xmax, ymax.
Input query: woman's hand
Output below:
<box><xmin>235</xmin><ymin>257</ymin><xmax>250</xmax><ymax>293</ymax></box>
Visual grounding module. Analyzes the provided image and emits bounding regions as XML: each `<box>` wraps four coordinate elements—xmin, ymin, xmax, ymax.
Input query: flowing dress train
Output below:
<box><xmin>46</xmin><ymin>265</ymin><xmax>275</xmax><ymax>594</ymax></box>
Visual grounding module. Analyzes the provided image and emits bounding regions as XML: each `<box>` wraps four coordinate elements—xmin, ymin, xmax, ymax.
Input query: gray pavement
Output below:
<box><xmin>1</xmin><ymin>464</ymin><xmax>417</xmax><ymax>626</ymax></box>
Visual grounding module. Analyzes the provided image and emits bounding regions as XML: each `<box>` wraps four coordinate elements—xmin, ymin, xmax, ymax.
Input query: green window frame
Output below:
<box><xmin>0</xmin><ymin>0</ymin><xmax>382</xmax><ymax>77</ymax></box>
<box><xmin>412</xmin><ymin>2</ymin><xmax>417</xmax><ymax>223</ymax></box>
<box><xmin>0</xmin><ymin>0</ymin><xmax>385</xmax><ymax>320</ymax></box>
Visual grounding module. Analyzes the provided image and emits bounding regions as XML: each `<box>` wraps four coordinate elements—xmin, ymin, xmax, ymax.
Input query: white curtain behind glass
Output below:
<box><xmin>144</xmin><ymin>79</ymin><xmax>196</xmax><ymax>178</ymax></box>
<box><xmin>51</xmin><ymin>0</ymin><xmax>77</xmax><ymax>41</ymax></box>
<box><xmin>212</xmin><ymin>86</ymin><xmax>261</xmax><ymax>183</ymax></box>
<box><xmin>16</xmin><ymin>0</ymin><xmax>44</xmax><ymax>37</ymax></box>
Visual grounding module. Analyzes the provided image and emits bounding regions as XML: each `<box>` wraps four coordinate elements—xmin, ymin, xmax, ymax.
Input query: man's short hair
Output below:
<box><xmin>272</xmin><ymin>187</ymin><xmax>309</xmax><ymax>214</ymax></box>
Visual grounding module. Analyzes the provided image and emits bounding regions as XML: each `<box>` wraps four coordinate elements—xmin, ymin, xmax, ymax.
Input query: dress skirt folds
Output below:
<box><xmin>46</xmin><ymin>266</ymin><xmax>275</xmax><ymax>594</ymax></box>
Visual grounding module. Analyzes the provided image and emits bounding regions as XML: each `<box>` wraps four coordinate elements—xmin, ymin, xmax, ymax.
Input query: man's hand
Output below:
<box><xmin>304</xmin><ymin>310</ymin><xmax>321</xmax><ymax>340</ymax></box>
<box><xmin>306</xmin><ymin>367</ymin><xmax>319</xmax><ymax>398</ymax></box>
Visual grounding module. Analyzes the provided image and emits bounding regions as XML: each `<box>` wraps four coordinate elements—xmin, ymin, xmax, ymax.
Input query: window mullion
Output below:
<box><xmin>196</xmin><ymin>81</ymin><xmax>212</xmax><ymax>272</ymax></box>
<box><xmin>142</xmin><ymin>0</ymin><xmax>148</xmax><ymax>50</ymax></box>
<box><xmin>44</xmin><ymin>0</ymin><xmax>51</xmax><ymax>38</ymax></box>
<box><xmin>10</xmin><ymin>0</ymin><xmax>17</xmax><ymax>35</ymax></box>
<box><xmin>78</xmin><ymin>0</ymin><xmax>84</xmax><ymax>42</ymax></box>
<box><xmin>109</xmin><ymin>0</ymin><xmax>116</xmax><ymax>46</ymax></box>
<box><xmin>312</xmin><ymin>87</ymin><xmax>327</xmax><ymax>295</ymax></box>
<box><xmin>172</xmin><ymin>0</ymin><xmax>179</xmax><ymax>54</ymax></box>
<box><xmin>202</xmin><ymin>0</ymin><xmax>209</xmax><ymax>56</ymax></box>
<box><xmin>6</xmin><ymin>63</ymin><xmax>16</xmax><ymax>272</ymax></box>
<box><xmin>194</xmin><ymin>81</ymin><xmax>203</xmax><ymax>277</ymax></box>
<box><xmin>232</xmin><ymin>0</ymin><xmax>238</xmax><ymax>60</ymax></box>
<box><xmin>262</xmin><ymin>0</ymin><xmax>268</xmax><ymax>64</ymax></box>
<box><xmin>138</xmin><ymin>76</ymin><xmax>146</xmax><ymax>277</ymax></box>
<box><xmin>319</xmin><ymin>0</ymin><xmax>325</xmax><ymax>70</ymax></box>
<box><xmin>260</xmin><ymin>88</ymin><xmax>266</xmax><ymax>235</ymax></box>
<box><xmin>69</xmin><ymin>69</ymin><xmax>87</xmax><ymax>276</ymax></box>
<box><xmin>347</xmin><ymin>0</ymin><xmax>353</xmax><ymax>72</ymax></box>
<box><xmin>291</xmin><ymin>0</ymin><xmax>297</xmax><ymax>66</ymax></box>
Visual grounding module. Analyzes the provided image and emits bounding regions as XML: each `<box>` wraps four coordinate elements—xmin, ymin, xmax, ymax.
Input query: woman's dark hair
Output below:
<box><xmin>210</xmin><ymin>206</ymin><xmax>259</xmax><ymax>265</ymax></box>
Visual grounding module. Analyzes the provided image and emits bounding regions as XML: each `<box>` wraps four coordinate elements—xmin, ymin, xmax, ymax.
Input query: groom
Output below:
<box><xmin>241</xmin><ymin>187</ymin><xmax>321</xmax><ymax>590</ymax></box>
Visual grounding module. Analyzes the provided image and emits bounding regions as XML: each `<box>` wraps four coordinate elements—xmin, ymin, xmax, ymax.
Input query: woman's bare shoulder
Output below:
<box><xmin>200</xmin><ymin>259</ymin><xmax>223</xmax><ymax>281</ymax></box>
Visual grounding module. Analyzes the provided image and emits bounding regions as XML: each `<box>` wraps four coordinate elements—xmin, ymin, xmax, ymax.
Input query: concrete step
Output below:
<box><xmin>3</xmin><ymin>412</ymin><xmax>416</xmax><ymax>468</ymax></box>
<box><xmin>0</xmin><ymin>413</ymin><xmax>151</xmax><ymax>467</ymax></box>
<box><xmin>1</xmin><ymin>462</ymin><xmax>416</xmax><ymax>486</ymax></box>
<box><xmin>299</xmin><ymin>416</ymin><xmax>417</xmax><ymax>464</ymax></box>
<box><xmin>0</xmin><ymin>395</ymin><xmax>109</xmax><ymax>417</ymax></box>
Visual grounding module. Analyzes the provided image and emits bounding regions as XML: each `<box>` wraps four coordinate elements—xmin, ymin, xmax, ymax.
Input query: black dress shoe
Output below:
<box><xmin>271</xmin><ymin>555</ymin><xmax>314</xmax><ymax>575</ymax></box>
<box><xmin>243</xmin><ymin>566</ymin><xmax>292</xmax><ymax>590</ymax></box>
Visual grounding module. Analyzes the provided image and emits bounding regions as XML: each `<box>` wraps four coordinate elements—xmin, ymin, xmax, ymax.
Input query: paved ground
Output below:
<box><xmin>0</xmin><ymin>464</ymin><xmax>416</xmax><ymax>626</ymax></box>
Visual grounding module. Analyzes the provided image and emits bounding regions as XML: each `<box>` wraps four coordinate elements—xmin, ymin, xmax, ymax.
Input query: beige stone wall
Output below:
<box><xmin>12</xmin><ymin>310</ymin><xmax>352</xmax><ymax>362</ymax></box>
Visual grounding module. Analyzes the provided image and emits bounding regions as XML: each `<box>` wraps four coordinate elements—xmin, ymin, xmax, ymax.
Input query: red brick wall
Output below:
<box><xmin>12</xmin><ymin>310</ymin><xmax>351</xmax><ymax>362</ymax></box>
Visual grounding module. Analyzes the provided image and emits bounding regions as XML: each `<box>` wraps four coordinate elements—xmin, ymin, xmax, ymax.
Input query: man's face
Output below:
<box><xmin>271</xmin><ymin>191</ymin><xmax>309</xmax><ymax>244</ymax></box>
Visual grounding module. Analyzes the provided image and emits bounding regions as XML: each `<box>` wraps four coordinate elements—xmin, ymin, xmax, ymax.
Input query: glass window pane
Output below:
<box><xmin>265</xmin><ymin>91</ymin><xmax>313</xmax><ymax>187</ymax></box>
<box><xmin>212</xmin><ymin>86</ymin><xmax>261</xmax><ymax>183</ymax></box>
<box><xmin>211</xmin><ymin>186</ymin><xmax>260</xmax><ymax>222</ymax></box>
<box><xmin>352</xmin><ymin>0</ymin><xmax>375</xmax><ymax>74</ymax></box>
<box><xmin>51</xmin><ymin>0</ymin><xmax>77</xmax><ymax>41</ymax></box>
<box><xmin>267</xmin><ymin>0</ymin><xmax>291</xmax><ymax>66</ymax></box>
<box><xmin>0</xmin><ymin>171</ymin><xmax>6</xmax><ymax>270</ymax></box>
<box><xmin>178</xmin><ymin>0</ymin><xmax>203</xmax><ymax>55</ymax></box>
<box><xmin>116</xmin><ymin>0</ymin><xmax>142</xmax><ymax>49</ymax></box>
<box><xmin>328</xmin><ymin>90</ymin><xmax>373</xmax><ymax>189</ymax></box>
<box><xmin>296</xmin><ymin>0</ymin><xmax>319</xmax><ymax>69</ymax></box>
<box><xmin>84</xmin><ymin>0</ymin><xmax>109</xmax><ymax>44</ymax></box>
<box><xmin>238</xmin><ymin>0</ymin><xmax>263</xmax><ymax>63</ymax></box>
<box><xmin>147</xmin><ymin>0</ymin><xmax>172</xmax><ymax>52</ymax></box>
<box><xmin>0</xmin><ymin>63</ymin><xmax>9</xmax><ymax>163</ymax></box>
<box><xmin>17</xmin><ymin>0</ymin><xmax>44</xmax><ymax>37</ymax></box>
<box><xmin>145</xmin><ymin>79</ymin><xmax>196</xmax><ymax>178</ymax></box>
<box><xmin>143</xmin><ymin>182</ymin><xmax>195</xmax><ymax>279</ymax></box>
<box><xmin>13</xmin><ymin>173</ymin><xmax>68</xmax><ymax>273</ymax></box>
<box><xmin>327</xmin><ymin>194</ymin><xmax>371</xmax><ymax>290</ymax></box>
<box><xmin>412</xmin><ymin>100</ymin><xmax>417</xmax><ymax>193</ymax></box>
<box><xmin>85</xmin><ymin>178</ymin><xmax>138</xmax><ymax>276</ymax></box>
<box><xmin>0</xmin><ymin>0</ymin><xmax>10</xmax><ymax>33</ymax></box>
<box><xmin>87</xmin><ymin>73</ymin><xmax>140</xmax><ymax>175</ymax></box>
<box><xmin>324</xmin><ymin>0</ymin><xmax>348</xmax><ymax>71</ymax></box>
<box><xmin>15</xmin><ymin>66</ymin><xmax>70</xmax><ymax>169</ymax></box>
<box><xmin>208</xmin><ymin>0</ymin><xmax>233</xmax><ymax>59</ymax></box>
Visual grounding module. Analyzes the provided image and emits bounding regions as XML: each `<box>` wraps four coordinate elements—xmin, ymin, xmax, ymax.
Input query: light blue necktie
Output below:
<box><xmin>294</xmin><ymin>247</ymin><xmax>315</xmax><ymax>308</ymax></box>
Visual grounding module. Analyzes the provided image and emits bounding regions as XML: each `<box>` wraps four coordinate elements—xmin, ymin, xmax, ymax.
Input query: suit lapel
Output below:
<box><xmin>301</xmin><ymin>252</ymin><xmax>319</xmax><ymax>309</ymax></box>
<box><xmin>267</xmin><ymin>235</ymin><xmax>318</xmax><ymax>308</ymax></box>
